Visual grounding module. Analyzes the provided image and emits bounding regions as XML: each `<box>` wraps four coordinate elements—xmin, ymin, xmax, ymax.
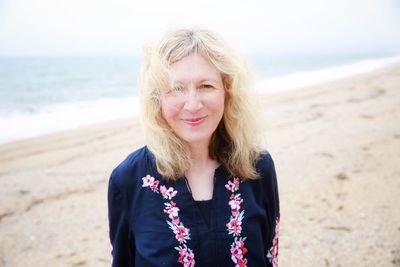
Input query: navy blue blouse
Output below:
<box><xmin>108</xmin><ymin>146</ymin><xmax>280</xmax><ymax>267</ymax></box>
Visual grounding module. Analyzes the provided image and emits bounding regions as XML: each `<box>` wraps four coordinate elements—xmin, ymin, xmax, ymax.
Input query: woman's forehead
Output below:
<box><xmin>169</xmin><ymin>54</ymin><xmax>222</xmax><ymax>84</ymax></box>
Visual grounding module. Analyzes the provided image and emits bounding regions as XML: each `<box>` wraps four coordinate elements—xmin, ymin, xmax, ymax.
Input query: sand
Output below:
<box><xmin>0</xmin><ymin>64</ymin><xmax>400</xmax><ymax>266</ymax></box>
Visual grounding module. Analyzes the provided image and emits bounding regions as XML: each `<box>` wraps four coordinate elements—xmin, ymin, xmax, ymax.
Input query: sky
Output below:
<box><xmin>0</xmin><ymin>0</ymin><xmax>399</xmax><ymax>56</ymax></box>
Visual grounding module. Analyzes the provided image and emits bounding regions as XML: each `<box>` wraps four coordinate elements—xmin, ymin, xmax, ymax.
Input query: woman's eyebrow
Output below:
<box><xmin>171</xmin><ymin>78</ymin><xmax>219</xmax><ymax>85</ymax></box>
<box><xmin>198</xmin><ymin>78</ymin><xmax>219</xmax><ymax>84</ymax></box>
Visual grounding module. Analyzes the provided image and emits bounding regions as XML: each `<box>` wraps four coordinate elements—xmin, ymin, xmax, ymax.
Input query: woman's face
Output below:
<box><xmin>161</xmin><ymin>53</ymin><xmax>225</xmax><ymax>148</ymax></box>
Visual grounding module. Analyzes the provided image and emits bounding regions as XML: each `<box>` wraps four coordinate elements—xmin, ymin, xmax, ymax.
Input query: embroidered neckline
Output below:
<box><xmin>142</xmin><ymin>175</ymin><xmax>195</xmax><ymax>267</ymax></box>
<box><xmin>225</xmin><ymin>177</ymin><xmax>248</xmax><ymax>267</ymax></box>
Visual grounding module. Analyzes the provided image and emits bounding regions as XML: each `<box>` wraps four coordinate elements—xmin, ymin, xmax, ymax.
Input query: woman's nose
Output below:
<box><xmin>183</xmin><ymin>88</ymin><xmax>203</xmax><ymax>111</ymax></box>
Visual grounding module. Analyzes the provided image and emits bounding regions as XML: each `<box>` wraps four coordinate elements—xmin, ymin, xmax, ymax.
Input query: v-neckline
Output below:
<box><xmin>183</xmin><ymin>164</ymin><xmax>224</xmax><ymax>200</ymax></box>
<box><xmin>181</xmin><ymin>164</ymin><xmax>226</xmax><ymax>230</ymax></box>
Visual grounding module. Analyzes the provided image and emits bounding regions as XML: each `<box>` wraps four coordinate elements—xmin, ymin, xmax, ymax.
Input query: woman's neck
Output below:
<box><xmin>185</xmin><ymin>142</ymin><xmax>218</xmax><ymax>200</ymax></box>
<box><xmin>190</xmin><ymin>148</ymin><xmax>208</xmax><ymax>165</ymax></box>
<box><xmin>187</xmin><ymin>142</ymin><xmax>218</xmax><ymax>175</ymax></box>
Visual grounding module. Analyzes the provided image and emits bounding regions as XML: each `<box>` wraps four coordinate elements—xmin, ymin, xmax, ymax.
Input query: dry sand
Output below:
<box><xmin>0</xmin><ymin>64</ymin><xmax>400</xmax><ymax>266</ymax></box>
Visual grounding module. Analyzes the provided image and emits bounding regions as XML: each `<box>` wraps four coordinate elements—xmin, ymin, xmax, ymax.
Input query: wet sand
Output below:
<box><xmin>0</xmin><ymin>64</ymin><xmax>399</xmax><ymax>266</ymax></box>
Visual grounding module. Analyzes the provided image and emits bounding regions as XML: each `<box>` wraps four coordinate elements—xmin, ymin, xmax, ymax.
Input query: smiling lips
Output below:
<box><xmin>182</xmin><ymin>116</ymin><xmax>208</xmax><ymax>126</ymax></box>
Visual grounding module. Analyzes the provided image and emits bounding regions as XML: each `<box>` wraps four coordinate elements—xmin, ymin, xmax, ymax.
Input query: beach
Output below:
<box><xmin>0</xmin><ymin>63</ymin><xmax>400</xmax><ymax>266</ymax></box>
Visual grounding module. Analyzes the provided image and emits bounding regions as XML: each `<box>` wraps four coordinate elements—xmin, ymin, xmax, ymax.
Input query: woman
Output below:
<box><xmin>108</xmin><ymin>28</ymin><xmax>280</xmax><ymax>267</ymax></box>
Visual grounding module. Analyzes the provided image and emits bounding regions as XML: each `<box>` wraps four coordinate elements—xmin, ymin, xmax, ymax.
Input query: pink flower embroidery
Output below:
<box><xmin>141</xmin><ymin>175</ymin><xmax>195</xmax><ymax>266</ymax></box>
<box><xmin>142</xmin><ymin>175</ymin><xmax>160</xmax><ymax>192</ymax></box>
<box><xmin>160</xmin><ymin>185</ymin><xmax>178</xmax><ymax>200</ymax></box>
<box><xmin>164</xmin><ymin>201</ymin><xmax>180</xmax><ymax>225</ymax></box>
<box><xmin>168</xmin><ymin>221</ymin><xmax>191</xmax><ymax>243</ymax></box>
<box><xmin>226</xmin><ymin>210</ymin><xmax>244</xmax><ymax>236</ymax></box>
<box><xmin>225</xmin><ymin>177</ymin><xmax>248</xmax><ymax>267</ymax></box>
<box><xmin>230</xmin><ymin>237</ymin><xmax>248</xmax><ymax>267</ymax></box>
<box><xmin>266</xmin><ymin>217</ymin><xmax>279</xmax><ymax>267</ymax></box>
<box><xmin>225</xmin><ymin>177</ymin><xmax>240</xmax><ymax>193</ymax></box>
<box><xmin>176</xmin><ymin>245</ymin><xmax>195</xmax><ymax>267</ymax></box>
<box><xmin>228</xmin><ymin>193</ymin><xmax>243</xmax><ymax>217</ymax></box>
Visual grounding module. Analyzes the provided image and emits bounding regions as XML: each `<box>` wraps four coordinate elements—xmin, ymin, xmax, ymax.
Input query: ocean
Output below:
<box><xmin>0</xmin><ymin>53</ymin><xmax>399</xmax><ymax>144</ymax></box>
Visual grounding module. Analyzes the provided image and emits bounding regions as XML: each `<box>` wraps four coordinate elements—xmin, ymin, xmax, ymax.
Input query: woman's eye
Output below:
<box><xmin>200</xmin><ymin>84</ymin><xmax>214</xmax><ymax>89</ymax></box>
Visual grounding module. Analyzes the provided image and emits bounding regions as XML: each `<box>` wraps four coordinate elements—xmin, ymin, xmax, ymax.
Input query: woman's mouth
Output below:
<box><xmin>182</xmin><ymin>116</ymin><xmax>207</xmax><ymax>126</ymax></box>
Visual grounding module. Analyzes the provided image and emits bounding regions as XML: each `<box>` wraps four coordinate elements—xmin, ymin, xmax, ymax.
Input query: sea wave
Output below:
<box><xmin>257</xmin><ymin>55</ymin><xmax>400</xmax><ymax>93</ymax></box>
<box><xmin>0</xmin><ymin>97</ymin><xmax>139</xmax><ymax>144</ymax></box>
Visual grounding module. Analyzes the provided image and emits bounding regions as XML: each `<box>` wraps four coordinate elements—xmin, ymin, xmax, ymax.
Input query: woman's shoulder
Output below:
<box><xmin>109</xmin><ymin>146</ymin><xmax>156</xmax><ymax>189</ymax></box>
<box><xmin>255</xmin><ymin>150</ymin><xmax>276</xmax><ymax>175</ymax></box>
<box><xmin>254</xmin><ymin>150</ymin><xmax>278</xmax><ymax>192</ymax></box>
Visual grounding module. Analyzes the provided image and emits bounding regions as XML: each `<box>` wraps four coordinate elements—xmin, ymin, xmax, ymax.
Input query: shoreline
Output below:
<box><xmin>0</xmin><ymin>62</ymin><xmax>400</xmax><ymax>266</ymax></box>
<box><xmin>1</xmin><ymin>54</ymin><xmax>400</xmax><ymax>145</ymax></box>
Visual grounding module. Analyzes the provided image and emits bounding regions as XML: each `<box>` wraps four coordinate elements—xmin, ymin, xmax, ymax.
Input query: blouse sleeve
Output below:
<box><xmin>261</xmin><ymin>153</ymin><xmax>280</xmax><ymax>267</ymax></box>
<box><xmin>108</xmin><ymin>172</ymin><xmax>135</xmax><ymax>266</ymax></box>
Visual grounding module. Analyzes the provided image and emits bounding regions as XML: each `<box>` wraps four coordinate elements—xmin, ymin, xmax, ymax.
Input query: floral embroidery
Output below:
<box><xmin>225</xmin><ymin>178</ymin><xmax>240</xmax><ymax>193</ymax></box>
<box><xmin>226</xmin><ymin>210</ymin><xmax>244</xmax><ymax>236</ymax></box>
<box><xmin>160</xmin><ymin>185</ymin><xmax>178</xmax><ymax>199</ymax></box>
<box><xmin>225</xmin><ymin>177</ymin><xmax>248</xmax><ymax>267</ymax></box>
<box><xmin>164</xmin><ymin>201</ymin><xmax>180</xmax><ymax>224</ymax></box>
<box><xmin>142</xmin><ymin>174</ymin><xmax>160</xmax><ymax>192</ymax></box>
<box><xmin>230</xmin><ymin>237</ymin><xmax>248</xmax><ymax>267</ymax></box>
<box><xmin>266</xmin><ymin>217</ymin><xmax>279</xmax><ymax>267</ymax></box>
<box><xmin>167</xmin><ymin>221</ymin><xmax>191</xmax><ymax>243</ymax></box>
<box><xmin>228</xmin><ymin>193</ymin><xmax>244</xmax><ymax>217</ymax></box>
<box><xmin>142</xmin><ymin>175</ymin><xmax>195</xmax><ymax>266</ymax></box>
<box><xmin>176</xmin><ymin>245</ymin><xmax>195</xmax><ymax>267</ymax></box>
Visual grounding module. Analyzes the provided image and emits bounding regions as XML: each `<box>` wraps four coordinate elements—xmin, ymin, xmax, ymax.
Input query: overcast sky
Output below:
<box><xmin>0</xmin><ymin>0</ymin><xmax>399</xmax><ymax>56</ymax></box>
